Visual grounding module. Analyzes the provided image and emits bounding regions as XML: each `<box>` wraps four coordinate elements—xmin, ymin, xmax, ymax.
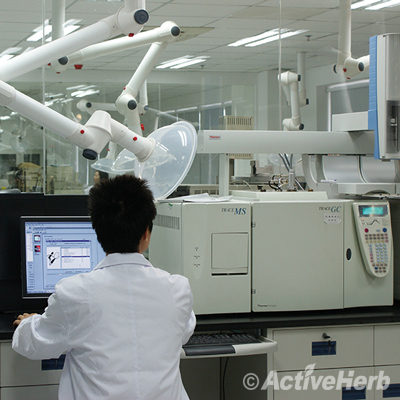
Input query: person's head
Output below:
<box><xmin>93</xmin><ymin>170</ymin><xmax>109</xmax><ymax>184</ymax></box>
<box><xmin>88</xmin><ymin>175</ymin><xmax>156</xmax><ymax>254</ymax></box>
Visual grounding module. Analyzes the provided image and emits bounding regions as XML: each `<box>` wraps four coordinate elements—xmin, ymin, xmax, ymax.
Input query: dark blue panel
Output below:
<box><xmin>342</xmin><ymin>387</ymin><xmax>366</xmax><ymax>400</ymax></box>
<box><xmin>312</xmin><ymin>341</ymin><xmax>336</xmax><ymax>356</ymax></box>
<box><xmin>42</xmin><ymin>354</ymin><xmax>66</xmax><ymax>370</ymax></box>
<box><xmin>383</xmin><ymin>383</ymin><xmax>400</xmax><ymax>398</ymax></box>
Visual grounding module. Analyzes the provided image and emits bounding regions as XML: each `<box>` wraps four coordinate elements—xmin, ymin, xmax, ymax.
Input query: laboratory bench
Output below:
<box><xmin>2</xmin><ymin>304</ymin><xmax>400</xmax><ymax>400</ymax></box>
<box><xmin>193</xmin><ymin>302</ymin><xmax>400</xmax><ymax>331</ymax></box>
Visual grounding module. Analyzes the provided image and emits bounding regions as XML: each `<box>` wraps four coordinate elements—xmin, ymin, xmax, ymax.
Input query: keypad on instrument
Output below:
<box><xmin>364</xmin><ymin>232</ymin><xmax>389</xmax><ymax>276</ymax></box>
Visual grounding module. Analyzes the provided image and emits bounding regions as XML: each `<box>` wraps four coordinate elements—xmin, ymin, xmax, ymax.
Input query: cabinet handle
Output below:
<box><xmin>312</xmin><ymin>341</ymin><xmax>336</xmax><ymax>356</ymax></box>
<box><xmin>383</xmin><ymin>383</ymin><xmax>400</xmax><ymax>398</ymax></box>
<box><xmin>322</xmin><ymin>332</ymin><xmax>331</xmax><ymax>340</ymax></box>
<box><xmin>342</xmin><ymin>387</ymin><xmax>366</xmax><ymax>400</ymax></box>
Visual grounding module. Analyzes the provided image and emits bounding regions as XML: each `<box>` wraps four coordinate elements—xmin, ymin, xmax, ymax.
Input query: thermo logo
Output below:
<box><xmin>319</xmin><ymin>206</ymin><xmax>341</xmax><ymax>213</ymax></box>
<box><xmin>221</xmin><ymin>207</ymin><xmax>247</xmax><ymax>215</ymax></box>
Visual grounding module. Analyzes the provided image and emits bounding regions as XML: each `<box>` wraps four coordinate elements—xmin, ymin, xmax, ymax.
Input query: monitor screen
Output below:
<box><xmin>21</xmin><ymin>216</ymin><xmax>106</xmax><ymax>298</ymax></box>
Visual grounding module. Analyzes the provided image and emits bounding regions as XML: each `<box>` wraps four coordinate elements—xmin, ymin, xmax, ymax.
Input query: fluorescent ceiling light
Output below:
<box><xmin>65</xmin><ymin>19</ymin><xmax>81</xmax><ymax>27</ymax></box>
<box><xmin>67</xmin><ymin>84</ymin><xmax>97</xmax><ymax>91</ymax></box>
<box><xmin>27</xmin><ymin>20</ymin><xmax>51</xmax><ymax>42</ymax></box>
<box><xmin>0</xmin><ymin>48</ymin><xmax>22</xmax><ymax>64</ymax></box>
<box><xmin>351</xmin><ymin>0</ymin><xmax>381</xmax><ymax>9</ymax></box>
<box><xmin>72</xmin><ymin>89</ymin><xmax>100</xmax><ymax>98</ymax></box>
<box><xmin>27</xmin><ymin>19</ymin><xmax>82</xmax><ymax>42</ymax></box>
<box><xmin>228</xmin><ymin>29</ymin><xmax>288</xmax><ymax>47</ymax></box>
<box><xmin>66</xmin><ymin>84</ymin><xmax>88</xmax><ymax>90</ymax></box>
<box><xmin>0</xmin><ymin>112</ymin><xmax>17</xmax><ymax>120</ymax></box>
<box><xmin>1</xmin><ymin>47</ymin><xmax>22</xmax><ymax>56</ymax></box>
<box><xmin>366</xmin><ymin>0</ymin><xmax>400</xmax><ymax>9</ymax></box>
<box><xmin>246</xmin><ymin>29</ymin><xmax>308</xmax><ymax>47</ymax></box>
<box><xmin>170</xmin><ymin>58</ymin><xmax>208</xmax><ymax>69</ymax></box>
<box><xmin>229</xmin><ymin>29</ymin><xmax>308</xmax><ymax>48</ymax></box>
<box><xmin>157</xmin><ymin>56</ymin><xmax>209</xmax><ymax>69</ymax></box>
<box><xmin>156</xmin><ymin>56</ymin><xmax>192</xmax><ymax>69</ymax></box>
<box><xmin>45</xmin><ymin>93</ymin><xmax>64</xmax><ymax>99</ymax></box>
<box><xmin>44</xmin><ymin>25</ymin><xmax>80</xmax><ymax>42</ymax></box>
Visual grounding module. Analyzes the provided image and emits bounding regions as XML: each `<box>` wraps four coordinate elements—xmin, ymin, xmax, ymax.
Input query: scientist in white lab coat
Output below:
<box><xmin>12</xmin><ymin>174</ymin><xmax>196</xmax><ymax>400</ymax></box>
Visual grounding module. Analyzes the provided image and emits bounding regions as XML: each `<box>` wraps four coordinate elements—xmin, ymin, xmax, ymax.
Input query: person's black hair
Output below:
<box><xmin>88</xmin><ymin>175</ymin><xmax>156</xmax><ymax>254</ymax></box>
<box><xmin>97</xmin><ymin>170</ymin><xmax>109</xmax><ymax>181</ymax></box>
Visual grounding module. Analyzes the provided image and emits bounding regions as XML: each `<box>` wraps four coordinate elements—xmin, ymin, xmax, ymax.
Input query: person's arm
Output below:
<box><xmin>169</xmin><ymin>274</ymin><xmax>196</xmax><ymax>344</ymax></box>
<box><xmin>12</xmin><ymin>292</ymin><xmax>69</xmax><ymax>360</ymax></box>
<box><xmin>182</xmin><ymin>309</ymin><xmax>196</xmax><ymax>345</ymax></box>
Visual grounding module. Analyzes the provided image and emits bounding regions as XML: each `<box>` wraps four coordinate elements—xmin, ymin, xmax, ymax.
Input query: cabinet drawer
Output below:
<box><xmin>375</xmin><ymin>365</ymin><xmax>400</xmax><ymax>400</ymax></box>
<box><xmin>272</xmin><ymin>326</ymin><xmax>373</xmax><ymax>371</ymax></box>
<box><xmin>0</xmin><ymin>342</ymin><xmax>62</xmax><ymax>387</ymax></box>
<box><xmin>375</xmin><ymin>325</ymin><xmax>400</xmax><ymax>366</ymax></box>
<box><xmin>273</xmin><ymin>367</ymin><xmax>375</xmax><ymax>400</ymax></box>
<box><xmin>1</xmin><ymin>385</ymin><xmax>59</xmax><ymax>400</ymax></box>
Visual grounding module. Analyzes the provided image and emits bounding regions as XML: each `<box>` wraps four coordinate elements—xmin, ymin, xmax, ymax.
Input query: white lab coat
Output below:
<box><xmin>12</xmin><ymin>253</ymin><xmax>196</xmax><ymax>400</ymax></box>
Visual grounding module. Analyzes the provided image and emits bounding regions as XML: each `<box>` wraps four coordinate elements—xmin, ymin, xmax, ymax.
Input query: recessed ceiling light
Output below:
<box><xmin>71</xmin><ymin>89</ymin><xmax>100</xmax><ymax>98</ymax></box>
<box><xmin>171</xmin><ymin>58</ymin><xmax>208</xmax><ymax>69</ymax></box>
<box><xmin>228</xmin><ymin>29</ymin><xmax>287</xmax><ymax>47</ymax></box>
<box><xmin>228</xmin><ymin>29</ymin><xmax>308</xmax><ymax>48</ymax></box>
<box><xmin>1</xmin><ymin>47</ymin><xmax>22</xmax><ymax>55</ymax></box>
<box><xmin>27</xmin><ymin>19</ymin><xmax>82</xmax><ymax>42</ymax></box>
<box><xmin>67</xmin><ymin>84</ymin><xmax>97</xmax><ymax>91</ymax></box>
<box><xmin>245</xmin><ymin>30</ymin><xmax>308</xmax><ymax>47</ymax></box>
<box><xmin>366</xmin><ymin>0</ymin><xmax>400</xmax><ymax>9</ymax></box>
<box><xmin>156</xmin><ymin>56</ymin><xmax>193</xmax><ymax>69</ymax></box>
<box><xmin>351</xmin><ymin>0</ymin><xmax>381</xmax><ymax>9</ymax></box>
<box><xmin>157</xmin><ymin>56</ymin><xmax>209</xmax><ymax>69</ymax></box>
<box><xmin>0</xmin><ymin>48</ymin><xmax>22</xmax><ymax>63</ymax></box>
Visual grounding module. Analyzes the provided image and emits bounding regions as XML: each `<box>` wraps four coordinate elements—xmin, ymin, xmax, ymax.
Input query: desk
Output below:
<box><xmin>2</xmin><ymin>304</ymin><xmax>400</xmax><ymax>400</ymax></box>
<box><xmin>194</xmin><ymin>302</ymin><xmax>400</xmax><ymax>331</ymax></box>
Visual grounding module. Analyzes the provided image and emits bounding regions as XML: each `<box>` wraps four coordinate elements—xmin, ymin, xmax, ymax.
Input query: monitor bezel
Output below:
<box><xmin>20</xmin><ymin>215</ymin><xmax>94</xmax><ymax>299</ymax></box>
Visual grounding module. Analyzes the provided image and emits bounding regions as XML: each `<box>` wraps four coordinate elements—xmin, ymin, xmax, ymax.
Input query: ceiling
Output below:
<box><xmin>1</xmin><ymin>0</ymin><xmax>400</xmax><ymax>104</ymax></box>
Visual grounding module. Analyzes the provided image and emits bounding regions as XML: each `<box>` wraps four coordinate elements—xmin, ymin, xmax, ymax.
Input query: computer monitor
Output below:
<box><xmin>21</xmin><ymin>216</ymin><xmax>106</xmax><ymax>299</ymax></box>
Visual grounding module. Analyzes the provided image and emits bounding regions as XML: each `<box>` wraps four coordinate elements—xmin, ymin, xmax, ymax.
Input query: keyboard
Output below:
<box><xmin>185</xmin><ymin>332</ymin><xmax>261</xmax><ymax>347</ymax></box>
<box><xmin>181</xmin><ymin>332</ymin><xmax>275</xmax><ymax>358</ymax></box>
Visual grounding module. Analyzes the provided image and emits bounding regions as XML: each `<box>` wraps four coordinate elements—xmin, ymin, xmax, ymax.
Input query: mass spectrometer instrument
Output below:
<box><xmin>149</xmin><ymin>192</ymin><xmax>393</xmax><ymax>315</ymax></box>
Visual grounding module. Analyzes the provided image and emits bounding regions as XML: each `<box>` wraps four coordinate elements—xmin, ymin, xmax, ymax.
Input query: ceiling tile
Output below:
<box><xmin>229</xmin><ymin>6</ymin><xmax>329</xmax><ymax>20</ymax></box>
<box><xmin>149</xmin><ymin>4</ymin><xmax>246</xmax><ymax>18</ymax></box>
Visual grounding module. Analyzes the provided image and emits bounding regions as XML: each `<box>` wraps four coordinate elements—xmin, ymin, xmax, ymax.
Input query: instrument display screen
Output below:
<box><xmin>358</xmin><ymin>205</ymin><xmax>388</xmax><ymax>217</ymax></box>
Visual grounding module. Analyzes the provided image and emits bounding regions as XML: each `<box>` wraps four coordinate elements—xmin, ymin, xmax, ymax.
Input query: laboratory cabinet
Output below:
<box><xmin>266</xmin><ymin>323</ymin><xmax>400</xmax><ymax>400</ymax></box>
<box><xmin>273</xmin><ymin>367</ymin><xmax>376</xmax><ymax>400</ymax></box>
<box><xmin>0</xmin><ymin>341</ymin><xmax>266</xmax><ymax>400</ymax></box>
<box><xmin>0</xmin><ymin>341</ymin><xmax>62</xmax><ymax>400</ymax></box>
<box><xmin>2</xmin><ymin>323</ymin><xmax>400</xmax><ymax>399</ymax></box>
<box><xmin>1</xmin><ymin>385</ymin><xmax>59</xmax><ymax>400</ymax></box>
